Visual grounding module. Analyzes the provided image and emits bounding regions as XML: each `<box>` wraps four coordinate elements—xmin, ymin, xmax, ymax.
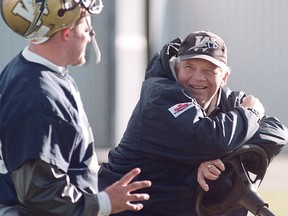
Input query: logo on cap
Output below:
<box><xmin>177</xmin><ymin>30</ymin><xmax>228</xmax><ymax>68</ymax></box>
<box><xmin>188</xmin><ymin>36</ymin><xmax>219</xmax><ymax>52</ymax></box>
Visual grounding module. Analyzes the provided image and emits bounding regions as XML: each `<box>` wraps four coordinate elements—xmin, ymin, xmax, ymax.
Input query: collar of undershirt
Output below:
<box><xmin>205</xmin><ymin>88</ymin><xmax>222</xmax><ymax>116</ymax></box>
<box><xmin>22</xmin><ymin>46</ymin><xmax>68</xmax><ymax>76</ymax></box>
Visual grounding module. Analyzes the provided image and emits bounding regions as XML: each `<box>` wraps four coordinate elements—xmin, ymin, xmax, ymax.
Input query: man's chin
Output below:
<box><xmin>76</xmin><ymin>62</ymin><xmax>85</xmax><ymax>67</ymax></box>
<box><xmin>73</xmin><ymin>59</ymin><xmax>86</xmax><ymax>67</ymax></box>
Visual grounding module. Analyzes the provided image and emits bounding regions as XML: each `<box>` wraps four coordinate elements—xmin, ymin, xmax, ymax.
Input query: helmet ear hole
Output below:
<box><xmin>58</xmin><ymin>9</ymin><xmax>65</xmax><ymax>17</ymax></box>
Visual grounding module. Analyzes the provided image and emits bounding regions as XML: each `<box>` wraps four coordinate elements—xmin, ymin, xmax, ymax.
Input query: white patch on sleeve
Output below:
<box><xmin>0</xmin><ymin>160</ymin><xmax>8</xmax><ymax>174</ymax></box>
<box><xmin>0</xmin><ymin>144</ymin><xmax>8</xmax><ymax>174</ymax></box>
<box><xmin>84</xmin><ymin>152</ymin><xmax>100</xmax><ymax>174</ymax></box>
<box><xmin>168</xmin><ymin>102</ymin><xmax>194</xmax><ymax>118</ymax></box>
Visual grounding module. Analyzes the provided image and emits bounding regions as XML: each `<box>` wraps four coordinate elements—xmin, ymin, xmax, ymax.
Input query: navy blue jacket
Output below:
<box><xmin>0</xmin><ymin>51</ymin><xmax>100</xmax><ymax>215</ymax></box>
<box><xmin>99</xmin><ymin>38</ymin><xmax>288</xmax><ymax>216</ymax></box>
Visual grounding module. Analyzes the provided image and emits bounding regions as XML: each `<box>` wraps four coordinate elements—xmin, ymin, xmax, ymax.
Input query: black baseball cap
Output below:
<box><xmin>177</xmin><ymin>30</ymin><xmax>228</xmax><ymax>70</ymax></box>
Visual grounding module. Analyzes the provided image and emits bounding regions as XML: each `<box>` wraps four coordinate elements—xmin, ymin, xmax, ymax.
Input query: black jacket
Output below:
<box><xmin>99</xmin><ymin>38</ymin><xmax>288</xmax><ymax>216</ymax></box>
<box><xmin>0</xmin><ymin>51</ymin><xmax>100</xmax><ymax>216</ymax></box>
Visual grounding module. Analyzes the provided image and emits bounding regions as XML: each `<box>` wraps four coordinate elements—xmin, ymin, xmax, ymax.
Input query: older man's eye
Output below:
<box><xmin>205</xmin><ymin>70</ymin><xmax>215</xmax><ymax>74</ymax></box>
<box><xmin>185</xmin><ymin>65</ymin><xmax>196</xmax><ymax>71</ymax></box>
<box><xmin>204</xmin><ymin>70</ymin><xmax>221</xmax><ymax>78</ymax></box>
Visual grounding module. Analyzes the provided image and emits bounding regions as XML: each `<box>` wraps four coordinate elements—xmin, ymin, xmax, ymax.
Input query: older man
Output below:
<box><xmin>99</xmin><ymin>30</ymin><xmax>287</xmax><ymax>216</ymax></box>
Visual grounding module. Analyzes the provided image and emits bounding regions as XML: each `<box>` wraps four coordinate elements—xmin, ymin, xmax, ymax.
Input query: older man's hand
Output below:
<box><xmin>197</xmin><ymin>159</ymin><xmax>225</xmax><ymax>191</ymax></box>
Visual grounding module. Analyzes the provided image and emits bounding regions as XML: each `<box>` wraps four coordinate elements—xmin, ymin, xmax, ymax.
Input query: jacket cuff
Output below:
<box><xmin>98</xmin><ymin>191</ymin><xmax>111</xmax><ymax>216</ymax></box>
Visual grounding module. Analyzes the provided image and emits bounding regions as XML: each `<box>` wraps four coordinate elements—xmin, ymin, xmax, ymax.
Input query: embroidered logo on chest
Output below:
<box><xmin>168</xmin><ymin>102</ymin><xmax>193</xmax><ymax>118</ymax></box>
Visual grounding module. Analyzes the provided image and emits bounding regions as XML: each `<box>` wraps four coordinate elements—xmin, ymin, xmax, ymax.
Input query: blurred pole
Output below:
<box><xmin>114</xmin><ymin>0</ymin><xmax>148</xmax><ymax>145</ymax></box>
<box><xmin>147</xmin><ymin>0</ymin><xmax>167</xmax><ymax>59</ymax></box>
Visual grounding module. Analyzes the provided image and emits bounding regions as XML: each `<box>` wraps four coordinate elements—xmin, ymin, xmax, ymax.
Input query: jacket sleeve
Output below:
<box><xmin>245</xmin><ymin>116</ymin><xmax>288</xmax><ymax>163</ymax></box>
<box><xmin>11</xmin><ymin>159</ymin><xmax>101</xmax><ymax>216</ymax></box>
<box><xmin>222</xmin><ymin>87</ymin><xmax>288</xmax><ymax>163</ymax></box>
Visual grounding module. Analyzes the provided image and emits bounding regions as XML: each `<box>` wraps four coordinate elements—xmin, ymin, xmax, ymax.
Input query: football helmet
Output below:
<box><xmin>1</xmin><ymin>0</ymin><xmax>104</xmax><ymax>43</ymax></box>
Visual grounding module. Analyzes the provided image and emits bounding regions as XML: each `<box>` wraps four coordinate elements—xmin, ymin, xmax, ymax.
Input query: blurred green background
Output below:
<box><xmin>258</xmin><ymin>155</ymin><xmax>288</xmax><ymax>216</ymax></box>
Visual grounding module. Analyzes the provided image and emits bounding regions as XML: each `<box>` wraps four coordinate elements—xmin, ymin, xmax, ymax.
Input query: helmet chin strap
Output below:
<box><xmin>90</xmin><ymin>30</ymin><xmax>101</xmax><ymax>64</ymax></box>
<box><xmin>85</xmin><ymin>16</ymin><xmax>101</xmax><ymax>64</ymax></box>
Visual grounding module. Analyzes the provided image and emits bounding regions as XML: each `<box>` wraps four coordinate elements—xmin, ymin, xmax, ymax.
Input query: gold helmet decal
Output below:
<box><xmin>13</xmin><ymin>0</ymin><xmax>50</xmax><ymax>39</ymax></box>
<box><xmin>1</xmin><ymin>0</ymin><xmax>83</xmax><ymax>43</ymax></box>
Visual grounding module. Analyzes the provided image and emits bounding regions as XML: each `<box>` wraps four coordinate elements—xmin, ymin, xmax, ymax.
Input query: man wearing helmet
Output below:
<box><xmin>0</xmin><ymin>1</ymin><xmax>151</xmax><ymax>215</ymax></box>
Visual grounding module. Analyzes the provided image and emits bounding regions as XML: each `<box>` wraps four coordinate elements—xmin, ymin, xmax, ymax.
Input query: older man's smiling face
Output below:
<box><xmin>176</xmin><ymin>58</ymin><xmax>229</xmax><ymax>110</ymax></box>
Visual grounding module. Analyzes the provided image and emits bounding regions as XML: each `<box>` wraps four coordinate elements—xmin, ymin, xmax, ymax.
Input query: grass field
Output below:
<box><xmin>256</xmin><ymin>155</ymin><xmax>288</xmax><ymax>216</ymax></box>
<box><xmin>258</xmin><ymin>191</ymin><xmax>288</xmax><ymax>215</ymax></box>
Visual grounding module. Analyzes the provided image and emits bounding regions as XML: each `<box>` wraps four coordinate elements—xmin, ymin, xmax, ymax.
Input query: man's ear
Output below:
<box><xmin>221</xmin><ymin>70</ymin><xmax>230</xmax><ymax>86</ymax></box>
<box><xmin>61</xmin><ymin>27</ymin><xmax>73</xmax><ymax>41</ymax></box>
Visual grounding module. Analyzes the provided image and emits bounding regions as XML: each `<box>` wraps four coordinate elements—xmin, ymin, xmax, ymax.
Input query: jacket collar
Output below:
<box><xmin>206</xmin><ymin>88</ymin><xmax>222</xmax><ymax>116</ymax></box>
